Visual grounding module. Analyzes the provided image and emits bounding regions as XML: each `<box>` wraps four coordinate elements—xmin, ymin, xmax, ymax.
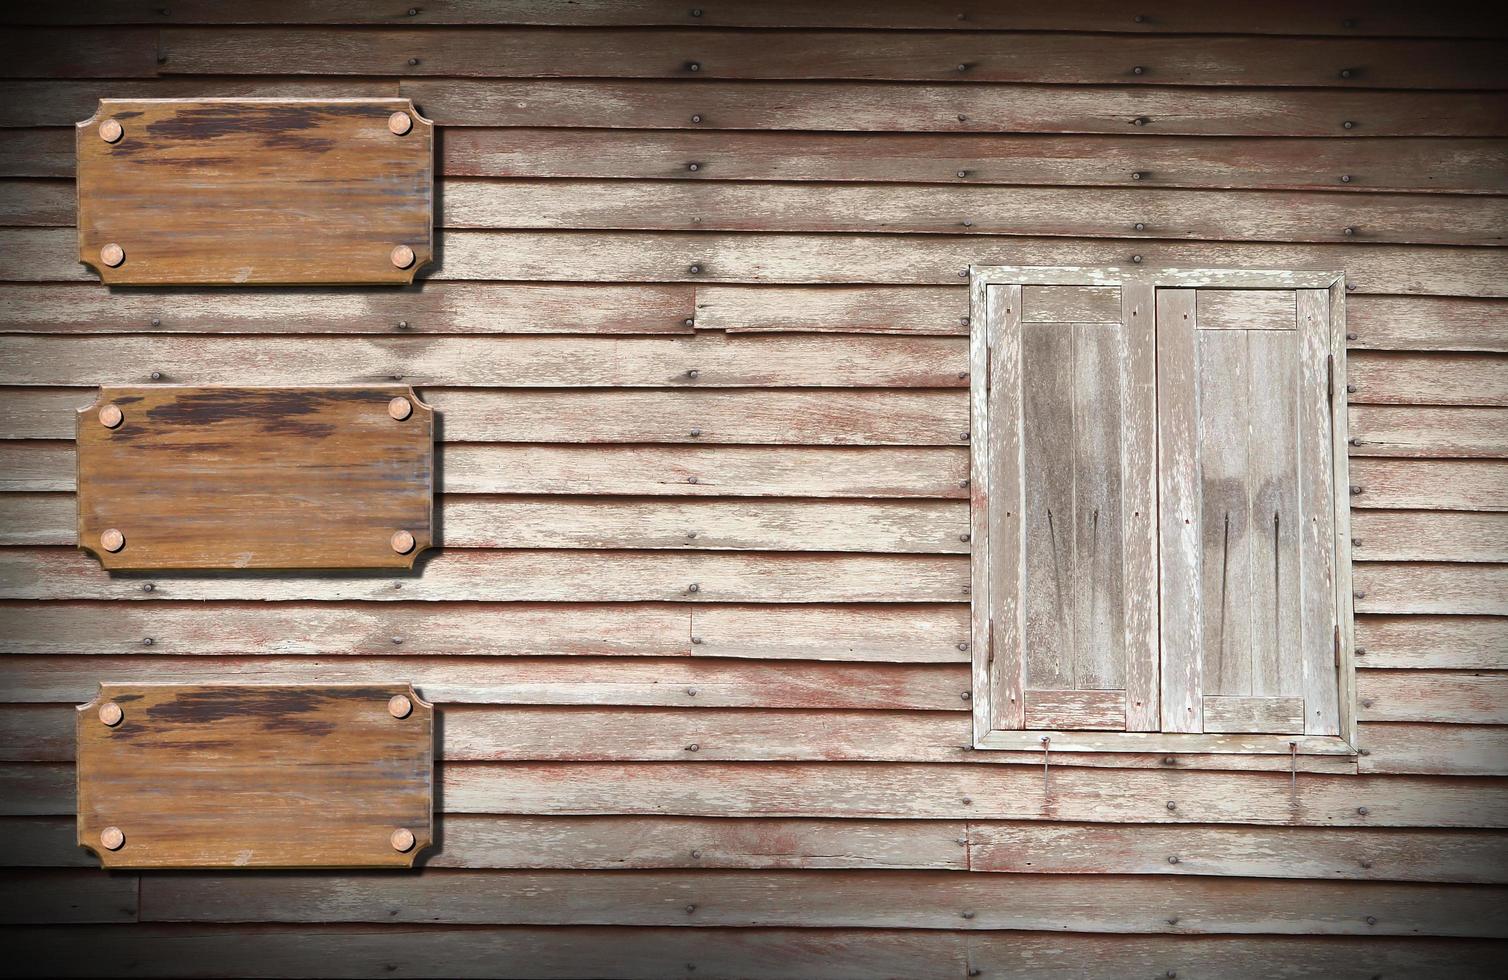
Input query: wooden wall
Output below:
<box><xmin>1</xmin><ymin>2</ymin><xmax>1507</xmax><ymax>976</ymax></box>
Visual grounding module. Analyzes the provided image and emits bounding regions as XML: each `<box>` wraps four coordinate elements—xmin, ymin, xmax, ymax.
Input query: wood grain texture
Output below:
<box><xmin>5</xmin><ymin>928</ymin><xmax>1505</xmax><ymax>980</ymax></box>
<box><xmin>434</xmin><ymin>128</ymin><xmax>1508</xmax><ymax>195</ymax></box>
<box><xmin>75</xmin><ymin>683</ymin><xmax>433</xmax><ymax>868</ymax></box>
<box><xmin>74</xmin><ymin>386</ymin><xmax>434</xmax><ymax>570</ymax></box>
<box><xmin>404</xmin><ymin>79</ymin><xmax>1508</xmax><ymax>137</ymax></box>
<box><xmin>9</xmin><ymin>0</ymin><xmax>1508</xmax><ymax>36</ymax></box>
<box><xmin>159</xmin><ymin>28</ymin><xmax>1508</xmax><ymax>89</ymax></box>
<box><xmin>1347</xmin><ymin>459</ymin><xmax>1508</xmax><ymax>511</ymax></box>
<box><xmin>75</xmin><ymin>98</ymin><xmax>432</xmax><ymax>284</ymax></box>
<box><xmin>1354</xmin><ymin>616</ymin><xmax>1508</xmax><ymax>669</ymax></box>
<box><xmin>1351</xmin><ymin>511</ymin><xmax>1508</xmax><ymax>562</ymax></box>
<box><xmin>1348</xmin><ymin>352</ymin><xmax>1508</xmax><ymax>406</ymax></box>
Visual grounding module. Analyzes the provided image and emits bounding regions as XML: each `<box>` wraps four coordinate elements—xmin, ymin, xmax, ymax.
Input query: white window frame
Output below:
<box><xmin>969</xmin><ymin>266</ymin><xmax>1358</xmax><ymax>757</ymax></box>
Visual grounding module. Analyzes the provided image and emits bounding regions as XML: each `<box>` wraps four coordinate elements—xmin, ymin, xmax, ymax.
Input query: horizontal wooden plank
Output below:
<box><xmin>0</xmin><ymin>79</ymin><xmax>399</xmax><ymax>127</ymax></box>
<box><xmin>0</xmin><ymin>814</ymin><xmax>969</xmax><ymax>871</ymax></box>
<box><xmin>404</xmin><ymin>80</ymin><xmax>1508</xmax><ymax>137</ymax></box>
<box><xmin>1350</xmin><ymin>407</ymin><xmax>1508</xmax><ymax>458</ymax></box>
<box><xmin>695</xmin><ymin>285</ymin><xmax>966</xmax><ymax>335</ymax></box>
<box><xmin>1358</xmin><ymin>670</ymin><xmax>1508</xmax><ymax>724</ymax></box>
<box><xmin>1349</xmin><ymin>353</ymin><xmax>1508</xmax><ymax>406</ymax></box>
<box><xmin>7</xmin><ymin>928</ymin><xmax>1507</xmax><ymax>980</ymax></box>
<box><xmin>1348</xmin><ymin>296</ymin><xmax>1508</xmax><ymax>352</ymax></box>
<box><xmin>1347</xmin><ymin>459</ymin><xmax>1508</xmax><ymax>511</ymax></box>
<box><xmin>1024</xmin><ymin>691</ymin><xmax>1127</xmax><ymax>730</ymax></box>
<box><xmin>0</xmin><ymin>387</ymin><xmax>970</xmax><ymax>445</ymax></box>
<box><xmin>0</xmin><ymin>656</ymin><xmax>965</xmax><ymax>710</ymax></box>
<box><xmin>1355</xmin><ymin>616</ymin><xmax>1508</xmax><ymax>670</ymax></box>
<box><xmin>433</xmin><ymin>179</ymin><xmax>1508</xmax><ymax>247</ymax></box>
<box><xmin>441</xmin><ymin>129</ymin><xmax>1508</xmax><ymax>196</ymax></box>
<box><xmin>0</xmin><ymin>27</ymin><xmax>158</xmax><ymax>78</ymax></box>
<box><xmin>16</xmin><ymin>126</ymin><xmax>1508</xmax><ymax>196</ymax></box>
<box><xmin>3</xmin><ymin>705</ymin><xmax>978</xmax><ymax>764</ymax></box>
<box><xmin>0</xmin><ymin>548</ymin><xmax>971</xmax><ymax>602</ymax></box>
<box><xmin>0</xmin><ymin>493</ymin><xmax>970</xmax><ymax>553</ymax></box>
<box><xmin>968</xmin><ymin>822</ymin><xmax>1508</xmax><ymax>882</ymax></box>
<box><xmin>160</xmin><ymin>28</ymin><xmax>1508</xmax><ymax>89</ymax></box>
<box><xmin>131</xmin><ymin>869</ymin><xmax>1508</xmax><ymax>935</ymax></box>
<box><xmin>0</xmin><ymin>281</ymin><xmax>696</xmax><ymax>334</ymax></box>
<box><xmin>0</xmin><ymin>441</ymin><xmax>971</xmax><ymax>499</ymax></box>
<box><xmin>0</xmin><ymin>332</ymin><xmax>968</xmax><ymax>388</ymax></box>
<box><xmin>0</xmin><ymin>602</ymin><xmax>967</xmax><ymax>662</ymax></box>
<box><xmin>9</xmin><ymin>228</ymin><xmax>1508</xmax><ymax>298</ymax></box>
<box><xmin>0</xmin><ymin>870</ymin><xmax>136</xmax><ymax>924</ymax></box>
<box><xmin>1359</xmin><ymin>723</ymin><xmax>1508</xmax><ymax>776</ymax></box>
<box><xmin>1203</xmin><ymin>697</ymin><xmax>1305</xmax><ymax>734</ymax></box>
<box><xmin>9</xmin><ymin>0</ymin><xmax>1508</xmax><ymax>37</ymax></box>
<box><xmin>1352</xmin><ymin>512</ymin><xmax>1508</xmax><ymax>562</ymax></box>
<box><xmin>7</xmin><ymin>761</ymin><xmax>1507</xmax><ymax>827</ymax></box>
<box><xmin>1354</xmin><ymin>563</ymin><xmax>1508</xmax><ymax>615</ymax></box>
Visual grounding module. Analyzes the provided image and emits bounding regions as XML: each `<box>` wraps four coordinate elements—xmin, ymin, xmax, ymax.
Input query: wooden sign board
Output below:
<box><xmin>77</xmin><ymin>684</ymin><xmax>433</xmax><ymax>869</ymax></box>
<box><xmin>77</xmin><ymin>386</ymin><xmax>434</xmax><ymax>570</ymax></box>
<box><xmin>76</xmin><ymin>98</ymin><xmax>433</xmax><ymax>284</ymax></box>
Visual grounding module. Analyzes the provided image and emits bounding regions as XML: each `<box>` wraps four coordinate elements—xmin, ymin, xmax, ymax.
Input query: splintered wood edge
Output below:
<box><xmin>74</xmin><ymin>384</ymin><xmax>437</xmax><ymax>570</ymax></box>
<box><xmin>75</xmin><ymin>683</ymin><xmax>435</xmax><ymax>868</ymax></box>
<box><xmin>74</xmin><ymin>98</ymin><xmax>436</xmax><ymax>285</ymax></box>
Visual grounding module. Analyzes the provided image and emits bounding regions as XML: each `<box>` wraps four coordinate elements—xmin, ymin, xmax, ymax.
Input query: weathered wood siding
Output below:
<box><xmin>1</xmin><ymin>2</ymin><xmax>1506</xmax><ymax>975</ymax></box>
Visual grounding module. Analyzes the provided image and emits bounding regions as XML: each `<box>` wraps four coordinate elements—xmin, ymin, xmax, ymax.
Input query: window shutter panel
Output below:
<box><xmin>984</xmin><ymin>280</ymin><xmax>1158</xmax><ymax>732</ymax></box>
<box><xmin>1155</xmin><ymin>286</ymin><xmax>1341</xmax><ymax>736</ymax></box>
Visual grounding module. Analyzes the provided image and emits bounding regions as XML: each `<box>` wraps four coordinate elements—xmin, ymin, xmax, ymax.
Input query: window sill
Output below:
<box><xmin>975</xmin><ymin>730</ymin><xmax>1357</xmax><ymax>757</ymax></box>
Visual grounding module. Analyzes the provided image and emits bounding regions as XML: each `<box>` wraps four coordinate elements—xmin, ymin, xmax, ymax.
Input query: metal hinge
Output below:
<box><xmin>1334</xmin><ymin>624</ymin><xmax>1342</xmax><ymax>667</ymax></box>
<box><xmin>1327</xmin><ymin>353</ymin><xmax>1335</xmax><ymax>402</ymax></box>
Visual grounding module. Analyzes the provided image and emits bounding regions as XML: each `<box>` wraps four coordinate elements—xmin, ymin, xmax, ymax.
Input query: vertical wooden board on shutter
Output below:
<box><xmin>1197</xmin><ymin>328</ymin><xmax>1253</xmax><ymax>697</ymax></box>
<box><xmin>982</xmin><ymin>283</ymin><xmax>1024</xmax><ymax>731</ymax></box>
<box><xmin>1072</xmin><ymin>321</ymin><xmax>1126</xmax><ymax>693</ymax></box>
<box><xmin>1329</xmin><ymin>279</ymin><xmax>1359</xmax><ymax>747</ymax></box>
<box><xmin>1157</xmin><ymin>287</ymin><xmax>1204</xmax><ymax>733</ymax></box>
<box><xmin>1298</xmin><ymin>289</ymin><xmax>1341</xmax><ymax>736</ymax></box>
<box><xmin>1021</xmin><ymin>319</ymin><xmax>1076</xmax><ymax>694</ymax></box>
<box><xmin>1122</xmin><ymin>282</ymin><xmax>1160</xmax><ymax>732</ymax></box>
<box><xmin>1247</xmin><ymin>328</ymin><xmax>1302</xmax><ymax>701</ymax></box>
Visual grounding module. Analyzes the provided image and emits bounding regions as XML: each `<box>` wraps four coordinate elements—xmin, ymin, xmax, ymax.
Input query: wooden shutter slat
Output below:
<box><xmin>1298</xmin><ymin>288</ymin><xmax>1342</xmax><ymax>735</ymax></box>
<box><xmin>1203</xmin><ymin>695</ymin><xmax>1305</xmax><ymax>734</ymax></box>
<box><xmin>1024</xmin><ymin>690</ymin><xmax>1127</xmax><ymax>731</ymax></box>
<box><xmin>1122</xmin><ymin>282</ymin><xmax>1161</xmax><ymax>732</ymax></box>
<box><xmin>1022</xmin><ymin>320</ymin><xmax>1076</xmax><ymax>690</ymax></box>
<box><xmin>982</xmin><ymin>283</ymin><xmax>1024</xmax><ymax>730</ymax></box>
<box><xmin>1156</xmin><ymin>287</ymin><xmax>1204</xmax><ymax>733</ymax></box>
<box><xmin>1248</xmin><ymin>329</ymin><xmax>1304</xmax><ymax>698</ymax></box>
<box><xmin>1073</xmin><ymin>321</ymin><xmax>1128</xmax><ymax>692</ymax></box>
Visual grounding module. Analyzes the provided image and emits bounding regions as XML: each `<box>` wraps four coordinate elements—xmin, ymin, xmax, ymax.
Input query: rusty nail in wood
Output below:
<box><xmin>1349</xmin><ymin>486</ymin><xmax>1363</xmax><ymax>495</ymax></box>
<box><xmin>961</xmin><ymin>910</ymin><xmax>975</xmax><ymax>919</ymax></box>
<box><xmin>692</xmin><ymin>7</ymin><xmax>703</xmax><ymax>14</ymax></box>
<box><xmin>408</xmin><ymin>6</ymin><xmax>418</xmax><ymax>13</ymax></box>
<box><xmin>956</xmin><ymin>642</ymin><xmax>968</xmax><ymax>651</ymax></box>
<box><xmin>407</xmin><ymin>57</ymin><xmax>419</xmax><ymax>66</ymax></box>
<box><xmin>685</xmin><ymin>743</ymin><xmax>699</xmax><ymax>752</ymax></box>
<box><xmin>1346</xmin><ymin>383</ymin><xmax>1357</xmax><ymax>394</ymax></box>
<box><xmin>1342</xmin><ymin>120</ymin><xmax>1355</xmax><ymax>129</ymax></box>
<box><xmin>688</xmin><ymin>263</ymin><xmax>702</xmax><ymax>274</ymax></box>
<box><xmin>1361</xmin><ymin>698</ymin><xmax>1373</xmax><ymax>708</ymax></box>
<box><xmin>689</xmin><ymin>428</ymin><xmax>702</xmax><ymax>437</ymax></box>
<box><xmin>687</xmin><ymin>687</ymin><xmax>698</xmax><ymax>696</ymax></box>
<box><xmin>391</xmin><ymin>529</ymin><xmax>416</xmax><ymax>554</ymax></box>
<box><xmin>1131</xmin><ymin>171</ymin><xmax>1144</xmax><ymax>180</ymax></box>
<box><xmin>100</xmin><ymin>826</ymin><xmax>125</xmax><ymax>851</ymax></box>
<box><xmin>99</xmin><ymin>119</ymin><xmax>123</xmax><ymax>143</ymax></box>
<box><xmin>690</xmin><ymin>114</ymin><xmax>702</xmax><ymax>123</ymax></box>
<box><xmin>687</xmin><ymin>476</ymin><xmax>698</xmax><ymax>484</ymax></box>
<box><xmin>1168</xmin><ymin>855</ymin><xmax>1179</xmax><ymax>864</ymax></box>
<box><xmin>1346</xmin><ymin>332</ymin><xmax>1358</xmax><ymax>341</ymax></box>
<box><xmin>391</xmin><ymin>827</ymin><xmax>416</xmax><ymax>852</ymax></box>
<box><xmin>98</xmin><ymin>404</ymin><xmax>124</xmax><ymax>428</ymax></box>
<box><xmin>388</xmin><ymin>694</ymin><xmax>413</xmax><ymax>718</ymax></box>
<box><xmin>1132</xmin><ymin>66</ymin><xmax>1145</xmax><ymax>75</ymax></box>
<box><xmin>960</xmin><ymin>431</ymin><xmax>970</xmax><ymax>441</ymax></box>
<box><xmin>1365</xmin><ymin>915</ymin><xmax>1377</xmax><ymax>926</ymax></box>
<box><xmin>388</xmin><ymin>396</ymin><xmax>413</xmax><ymax>421</ymax></box>
<box><xmin>142</xmin><ymin>583</ymin><xmax>154</xmax><ymax>592</ymax></box>
<box><xmin>150</xmin><ymin>371</ymin><xmax>162</xmax><ymax>381</ymax></box>
<box><xmin>100</xmin><ymin>528</ymin><xmax>125</xmax><ymax>553</ymax></box>
<box><xmin>1357</xmin><ymin>806</ymin><xmax>1369</xmax><ymax>815</ymax></box>
<box><xmin>1133</xmin><ymin>116</ymin><xmax>1149</xmax><ymax>126</ymax></box>
<box><xmin>143</xmin><ymin>637</ymin><xmax>153</xmax><ymax>646</ymax></box>
<box><xmin>1355</xmin><ymin>647</ymin><xmax>1367</xmax><ymax>656</ymax></box>
<box><xmin>956</xmin><ymin>169</ymin><xmax>968</xmax><ymax>178</ymax></box>
<box><xmin>1340</xmin><ymin>175</ymin><xmax>1352</xmax><ymax>183</ymax></box>
<box><xmin>99</xmin><ymin>702</ymin><xmax>124</xmax><ymax>727</ymax></box>
<box><xmin>685</xmin><ymin>368</ymin><xmax>700</xmax><ymax>379</ymax></box>
<box><xmin>1134</xmin><ymin>222</ymin><xmax>1146</xmax><ymax>231</ymax></box>
<box><xmin>1166</xmin><ymin>800</ymin><xmax>1177</xmax><ymax>811</ymax></box>
<box><xmin>1343</xmin><ymin>226</ymin><xmax>1356</xmax><ymax>236</ymax></box>
<box><xmin>100</xmin><ymin>243</ymin><xmax>125</xmax><ymax>267</ymax></box>
<box><xmin>691</xmin><ymin>635</ymin><xmax>703</xmax><ymax>644</ymax></box>
<box><xmin>687</xmin><ymin>61</ymin><xmax>701</xmax><ymax>72</ymax></box>
<box><xmin>391</xmin><ymin>244</ymin><xmax>416</xmax><ymax>269</ymax></box>
<box><xmin>686</xmin><ymin>162</ymin><xmax>701</xmax><ymax>172</ymax></box>
<box><xmin>1131</xmin><ymin>254</ymin><xmax>1144</xmax><ymax>263</ymax></box>
<box><xmin>687</xmin><ymin>582</ymin><xmax>700</xmax><ymax>593</ymax></box>
<box><xmin>388</xmin><ymin>111</ymin><xmax>413</xmax><ymax>135</ymax></box>
<box><xmin>397</xmin><ymin>320</ymin><xmax>411</xmax><ymax>330</ymax></box>
<box><xmin>1360</xmin><ymin>859</ymin><xmax>1372</xmax><ymax>868</ymax></box>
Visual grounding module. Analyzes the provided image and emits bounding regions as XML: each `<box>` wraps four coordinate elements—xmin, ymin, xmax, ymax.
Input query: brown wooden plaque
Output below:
<box><xmin>76</xmin><ymin>98</ymin><xmax>433</xmax><ymax>284</ymax></box>
<box><xmin>77</xmin><ymin>684</ymin><xmax>433</xmax><ymax>869</ymax></box>
<box><xmin>77</xmin><ymin>385</ymin><xmax>434</xmax><ymax>570</ymax></box>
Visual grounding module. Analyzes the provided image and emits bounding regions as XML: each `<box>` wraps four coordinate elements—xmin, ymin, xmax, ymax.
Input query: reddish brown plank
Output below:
<box><xmin>1354</xmin><ymin>616</ymin><xmax>1508</xmax><ymax>670</ymax></box>
<box><xmin>0</xmin><ymin>28</ymin><xmax>159</xmax><ymax>78</ymax></box>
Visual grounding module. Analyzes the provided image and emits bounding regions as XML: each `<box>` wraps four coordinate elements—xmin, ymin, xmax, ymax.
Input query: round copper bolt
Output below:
<box><xmin>391</xmin><ymin>827</ymin><xmax>416</xmax><ymax>852</ymax></box>
<box><xmin>98</xmin><ymin>702</ymin><xmax>124</xmax><ymax>727</ymax></box>
<box><xmin>390</xmin><ymin>529</ymin><xmax>416</xmax><ymax>554</ymax></box>
<box><xmin>388</xmin><ymin>111</ymin><xmax>413</xmax><ymax>136</ymax></box>
<box><xmin>100</xmin><ymin>528</ymin><xmax>125</xmax><ymax>553</ymax></box>
<box><xmin>99</xmin><ymin>243</ymin><xmax>125</xmax><ymax>268</ymax></box>
<box><xmin>388</xmin><ymin>694</ymin><xmax>413</xmax><ymax>719</ymax></box>
<box><xmin>387</xmin><ymin>396</ymin><xmax>413</xmax><ymax>421</ymax></box>
<box><xmin>390</xmin><ymin>244</ymin><xmax>416</xmax><ymax>269</ymax></box>
<box><xmin>100</xmin><ymin>826</ymin><xmax>125</xmax><ymax>851</ymax></box>
<box><xmin>98</xmin><ymin>403</ymin><xmax>124</xmax><ymax>429</ymax></box>
<box><xmin>99</xmin><ymin>118</ymin><xmax>123</xmax><ymax>143</ymax></box>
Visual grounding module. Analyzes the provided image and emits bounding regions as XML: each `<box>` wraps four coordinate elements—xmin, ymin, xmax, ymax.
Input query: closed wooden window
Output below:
<box><xmin>969</xmin><ymin>267</ymin><xmax>1356</xmax><ymax>757</ymax></box>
